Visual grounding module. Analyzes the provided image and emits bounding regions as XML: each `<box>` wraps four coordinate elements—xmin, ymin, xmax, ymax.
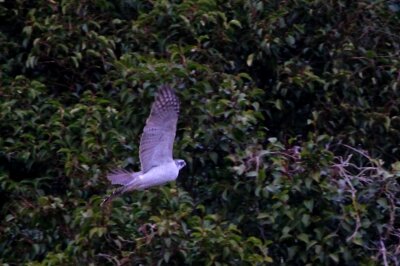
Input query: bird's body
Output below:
<box><xmin>129</xmin><ymin>160</ymin><xmax>179</xmax><ymax>190</ymax></box>
<box><xmin>101</xmin><ymin>85</ymin><xmax>185</xmax><ymax>206</ymax></box>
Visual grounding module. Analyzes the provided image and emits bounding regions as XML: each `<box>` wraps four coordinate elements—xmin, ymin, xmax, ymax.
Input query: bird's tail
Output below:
<box><xmin>107</xmin><ymin>169</ymin><xmax>142</xmax><ymax>185</ymax></box>
<box><xmin>100</xmin><ymin>186</ymin><xmax>126</xmax><ymax>207</ymax></box>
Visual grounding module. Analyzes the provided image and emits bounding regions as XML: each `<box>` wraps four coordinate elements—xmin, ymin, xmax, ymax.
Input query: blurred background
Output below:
<box><xmin>0</xmin><ymin>0</ymin><xmax>399</xmax><ymax>265</ymax></box>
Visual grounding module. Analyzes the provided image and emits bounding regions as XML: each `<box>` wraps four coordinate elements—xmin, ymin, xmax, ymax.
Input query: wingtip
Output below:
<box><xmin>160</xmin><ymin>84</ymin><xmax>172</xmax><ymax>90</ymax></box>
<box><xmin>159</xmin><ymin>84</ymin><xmax>175</xmax><ymax>95</ymax></box>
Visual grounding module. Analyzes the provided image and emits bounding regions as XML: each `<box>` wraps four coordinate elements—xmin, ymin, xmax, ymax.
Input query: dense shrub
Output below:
<box><xmin>1</xmin><ymin>0</ymin><xmax>399</xmax><ymax>265</ymax></box>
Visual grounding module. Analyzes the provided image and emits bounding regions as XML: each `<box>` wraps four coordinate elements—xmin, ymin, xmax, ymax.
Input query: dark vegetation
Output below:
<box><xmin>1</xmin><ymin>0</ymin><xmax>400</xmax><ymax>265</ymax></box>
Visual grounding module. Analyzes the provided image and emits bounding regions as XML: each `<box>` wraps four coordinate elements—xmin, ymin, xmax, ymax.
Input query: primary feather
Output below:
<box><xmin>139</xmin><ymin>85</ymin><xmax>180</xmax><ymax>173</ymax></box>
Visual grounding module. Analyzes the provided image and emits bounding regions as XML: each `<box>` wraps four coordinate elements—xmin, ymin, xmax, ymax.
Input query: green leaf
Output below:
<box><xmin>329</xmin><ymin>253</ymin><xmax>339</xmax><ymax>263</ymax></box>
<box><xmin>297</xmin><ymin>233</ymin><xmax>309</xmax><ymax>244</ymax></box>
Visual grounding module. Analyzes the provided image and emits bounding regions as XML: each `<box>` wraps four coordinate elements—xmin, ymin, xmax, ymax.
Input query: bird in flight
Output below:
<box><xmin>101</xmin><ymin>85</ymin><xmax>186</xmax><ymax>206</ymax></box>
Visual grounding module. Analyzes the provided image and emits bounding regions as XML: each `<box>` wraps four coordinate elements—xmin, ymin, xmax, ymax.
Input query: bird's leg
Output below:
<box><xmin>100</xmin><ymin>186</ymin><xmax>125</xmax><ymax>206</ymax></box>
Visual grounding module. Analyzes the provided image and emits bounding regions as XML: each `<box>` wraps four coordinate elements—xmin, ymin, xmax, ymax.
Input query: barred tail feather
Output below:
<box><xmin>107</xmin><ymin>169</ymin><xmax>142</xmax><ymax>185</ymax></box>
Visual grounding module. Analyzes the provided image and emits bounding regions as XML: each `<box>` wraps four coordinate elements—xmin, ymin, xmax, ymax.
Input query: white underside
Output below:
<box><xmin>126</xmin><ymin>161</ymin><xmax>179</xmax><ymax>191</ymax></box>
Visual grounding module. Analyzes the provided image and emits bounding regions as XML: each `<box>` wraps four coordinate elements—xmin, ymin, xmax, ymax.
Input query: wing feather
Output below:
<box><xmin>139</xmin><ymin>85</ymin><xmax>180</xmax><ymax>173</ymax></box>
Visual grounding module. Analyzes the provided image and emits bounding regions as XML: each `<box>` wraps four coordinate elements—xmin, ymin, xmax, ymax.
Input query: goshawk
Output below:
<box><xmin>101</xmin><ymin>85</ymin><xmax>186</xmax><ymax>206</ymax></box>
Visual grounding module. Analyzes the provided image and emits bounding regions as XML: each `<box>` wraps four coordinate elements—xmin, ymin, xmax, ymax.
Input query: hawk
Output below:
<box><xmin>101</xmin><ymin>85</ymin><xmax>186</xmax><ymax>206</ymax></box>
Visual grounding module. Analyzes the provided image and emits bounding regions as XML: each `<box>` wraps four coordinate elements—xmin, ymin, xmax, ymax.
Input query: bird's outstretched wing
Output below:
<box><xmin>139</xmin><ymin>85</ymin><xmax>180</xmax><ymax>173</ymax></box>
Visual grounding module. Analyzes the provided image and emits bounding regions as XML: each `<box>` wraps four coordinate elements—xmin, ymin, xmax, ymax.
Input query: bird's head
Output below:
<box><xmin>174</xmin><ymin>159</ymin><xmax>186</xmax><ymax>170</ymax></box>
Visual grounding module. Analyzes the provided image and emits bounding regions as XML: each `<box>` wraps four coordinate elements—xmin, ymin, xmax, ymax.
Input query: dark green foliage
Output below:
<box><xmin>1</xmin><ymin>0</ymin><xmax>399</xmax><ymax>265</ymax></box>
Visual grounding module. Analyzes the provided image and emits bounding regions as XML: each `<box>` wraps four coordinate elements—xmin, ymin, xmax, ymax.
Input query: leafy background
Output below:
<box><xmin>1</xmin><ymin>0</ymin><xmax>400</xmax><ymax>265</ymax></box>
